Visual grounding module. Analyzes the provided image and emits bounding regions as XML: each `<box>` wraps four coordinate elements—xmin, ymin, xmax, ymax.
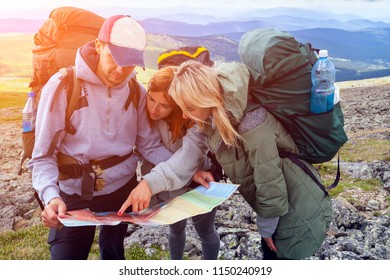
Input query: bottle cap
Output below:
<box><xmin>28</xmin><ymin>92</ymin><xmax>35</xmax><ymax>97</ymax></box>
<box><xmin>319</xmin><ymin>50</ymin><xmax>328</xmax><ymax>58</ymax></box>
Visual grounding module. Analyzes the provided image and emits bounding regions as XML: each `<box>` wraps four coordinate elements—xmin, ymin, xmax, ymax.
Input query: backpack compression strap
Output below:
<box><xmin>279</xmin><ymin>150</ymin><xmax>341</xmax><ymax>196</ymax></box>
<box><xmin>207</xmin><ymin>151</ymin><xmax>227</xmax><ymax>182</ymax></box>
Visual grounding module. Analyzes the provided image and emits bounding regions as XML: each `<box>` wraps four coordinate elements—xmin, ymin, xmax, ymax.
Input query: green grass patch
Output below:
<box><xmin>0</xmin><ymin>92</ymin><xmax>28</xmax><ymax>108</ymax></box>
<box><xmin>0</xmin><ymin>224</ymin><xmax>50</xmax><ymax>260</ymax></box>
<box><xmin>0</xmin><ymin>77</ymin><xmax>30</xmax><ymax>124</ymax></box>
<box><xmin>125</xmin><ymin>244</ymin><xmax>170</xmax><ymax>260</ymax></box>
<box><xmin>327</xmin><ymin>177</ymin><xmax>383</xmax><ymax>197</ymax></box>
<box><xmin>315</xmin><ymin>162</ymin><xmax>384</xmax><ymax>197</ymax></box>
<box><xmin>0</xmin><ymin>78</ymin><xmax>30</xmax><ymax>108</ymax></box>
<box><xmin>0</xmin><ymin>224</ymin><xmax>170</xmax><ymax>260</ymax></box>
<box><xmin>340</xmin><ymin>138</ymin><xmax>390</xmax><ymax>162</ymax></box>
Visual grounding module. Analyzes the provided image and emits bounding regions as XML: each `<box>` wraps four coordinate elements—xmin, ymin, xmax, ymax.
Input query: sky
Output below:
<box><xmin>0</xmin><ymin>0</ymin><xmax>389</xmax><ymax>21</ymax></box>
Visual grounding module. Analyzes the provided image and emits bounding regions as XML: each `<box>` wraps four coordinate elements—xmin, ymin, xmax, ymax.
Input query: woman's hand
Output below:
<box><xmin>118</xmin><ymin>180</ymin><xmax>152</xmax><ymax>215</ymax></box>
<box><xmin>192</xmin><ymin>170</ymin><xmax>215</xmax><ymax>188</ymax></box>
<box><xmin>263</xmin><ymin>237</ymin><xmax>278</xmax><ymax>253</ymax></box>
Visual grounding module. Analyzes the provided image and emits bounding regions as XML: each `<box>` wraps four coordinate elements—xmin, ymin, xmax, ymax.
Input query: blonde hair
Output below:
<box><xmin>169</xmin><ymin>60</ymin><xmax>242</xmax><ymax>147</ymax></box>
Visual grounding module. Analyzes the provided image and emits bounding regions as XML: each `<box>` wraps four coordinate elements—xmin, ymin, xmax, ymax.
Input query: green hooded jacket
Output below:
<box><xmin>206</xmin><ymin>62</ymin><xmax>332</xmax><ymax>259</ymax></box>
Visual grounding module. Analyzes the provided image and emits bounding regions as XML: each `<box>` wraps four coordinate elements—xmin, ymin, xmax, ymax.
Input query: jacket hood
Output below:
<box><xmin>214</xmin><ymin>62</ymin><xmax>250</xmax><ymax>126</ymax></box>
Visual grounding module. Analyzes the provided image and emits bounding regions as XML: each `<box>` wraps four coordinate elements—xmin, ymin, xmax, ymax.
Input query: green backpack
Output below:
<box><xmin>238</xmin><ymin>27</ymin><xmax>348</xmax><ymax>164</ymax></box>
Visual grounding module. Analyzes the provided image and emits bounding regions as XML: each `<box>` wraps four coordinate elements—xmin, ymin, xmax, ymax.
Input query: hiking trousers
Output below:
<box><xmin>168</xmin><ymin>207</ymin><xmax>220</xmax><ymax>260</ymax></box>
<box><xmin>48</xmin><ymin>175</ymin><xmax>138</xmax><ymax>260</ymax></box>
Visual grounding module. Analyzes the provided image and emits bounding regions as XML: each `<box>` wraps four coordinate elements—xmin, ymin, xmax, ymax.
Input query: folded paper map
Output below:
<box><xmin>58</xmin><ymin>181</ymin><xmax>239</xmax><ymax>226</ymax></box>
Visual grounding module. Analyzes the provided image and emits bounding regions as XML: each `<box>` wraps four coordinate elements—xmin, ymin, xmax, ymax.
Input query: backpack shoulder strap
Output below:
<box><xmin>52</xmin><ymin>66</ymin><xmax>80</xmax><ymax>123</ymax></box>
<box><xmin>64</xmin><ymin>66</ymin><xmax>81</xmax><ymax>135</ymax></box>
<box><xmin>46</xmin><ymin>66</ymin><xmax>80</xmax><ymax>157</ymax></box>
<box><xmin>125</xmin><ymin>76</ymin><xmax>140</xmax><ymax>110</ymax></box>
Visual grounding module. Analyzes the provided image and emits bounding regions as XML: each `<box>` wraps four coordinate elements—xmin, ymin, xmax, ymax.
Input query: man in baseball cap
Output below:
<box><xmin>31</xmin><ymin>14</ymin><xmax>173</xmax><ymax>260</ymax></box>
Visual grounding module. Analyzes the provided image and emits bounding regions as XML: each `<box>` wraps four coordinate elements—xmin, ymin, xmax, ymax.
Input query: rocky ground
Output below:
<box><xmin>0</xmin><ymin>78</ymin><xmax>389</xmax><ymax>259</ymax></box>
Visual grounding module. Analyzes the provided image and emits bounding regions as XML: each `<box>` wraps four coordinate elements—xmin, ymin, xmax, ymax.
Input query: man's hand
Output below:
<box><xmin>118</xmin><ymin>180</ymin><xmax>152</xmax><ymax>214</ymax></box>
<box><xmin>192</xmin><ymin>170</ymin><xmax>215</xmax><ymax>188</ymax></box>
<box><xmin>41</xmin><ymin>197</ymin><xmax>67</xmax><ymax>228</ymax></box>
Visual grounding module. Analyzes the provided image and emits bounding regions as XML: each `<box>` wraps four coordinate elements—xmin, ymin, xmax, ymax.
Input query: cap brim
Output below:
<box><xmin>108</xmin><ymin>43</ymin><xmax>145</xmax><ymax>69</ymax></box>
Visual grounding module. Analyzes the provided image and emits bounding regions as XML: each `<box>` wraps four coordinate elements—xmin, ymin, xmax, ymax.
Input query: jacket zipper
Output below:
<box><xmin>107</xmin><ymin>88</ymin><xmax>111</xmax><ymax>127</ymax></box>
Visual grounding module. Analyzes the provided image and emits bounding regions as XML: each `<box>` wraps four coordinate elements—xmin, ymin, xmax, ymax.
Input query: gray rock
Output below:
<box><xmin>0</xmin><ymin>205</ymin><xmax>17</xmax><ymax>219</ymax></box>
<box><xmin>220</xmin><ymin>233</ymin><xmax>239</xmax><ymax>249</ymax></box>
<box><xmin>0</xmin><ymin>218</ymin><xmax>14</xmax><ymax>232</ymax></box>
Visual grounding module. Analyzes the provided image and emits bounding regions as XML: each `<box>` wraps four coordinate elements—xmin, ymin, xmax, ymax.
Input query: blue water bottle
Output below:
<box><xmin>310</xmin><ymin>50</ymin><xmax>336</xmax><ymax>114</ymax></box>
<box><xmin>22</xmin><ymin>92</ymin><xmax>36</xmax><ymax>132</ymax></box>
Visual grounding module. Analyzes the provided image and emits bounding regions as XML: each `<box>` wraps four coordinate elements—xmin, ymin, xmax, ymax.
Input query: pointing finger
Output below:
<box><xmin>118</xmin><ymin>199</ymin><xmax>132</xmax><ymax>216</ymax></box>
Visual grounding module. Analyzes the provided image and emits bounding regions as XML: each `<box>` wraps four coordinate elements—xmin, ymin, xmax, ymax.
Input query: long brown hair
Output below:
<box><xmin>147</xmin><ymin>66</ymin><xmax>192</xmax><ymax>142</ymax></box>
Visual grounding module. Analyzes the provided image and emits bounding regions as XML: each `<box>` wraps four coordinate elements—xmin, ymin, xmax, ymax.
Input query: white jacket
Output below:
<box><xmin>142</xmin><ymin>120</ymin><xmax>211</xmax><ymax>198</ymax></box>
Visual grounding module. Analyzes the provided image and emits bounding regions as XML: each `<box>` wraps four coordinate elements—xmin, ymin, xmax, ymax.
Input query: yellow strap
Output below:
<box><xmin>157</xmin><ymin>46</ymin><xmax>208</xmax><ymax>65</ymax></box>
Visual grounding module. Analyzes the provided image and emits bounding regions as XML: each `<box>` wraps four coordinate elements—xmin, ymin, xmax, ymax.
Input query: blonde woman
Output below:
<box><xmin>168</xmin><ymin>60</ymin><xmax>332</xmax><ymax>260</ymax></box>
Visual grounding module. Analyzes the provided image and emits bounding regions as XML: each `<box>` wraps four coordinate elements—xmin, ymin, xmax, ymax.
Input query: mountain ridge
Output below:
<box><xmin>1</xmin><ymin>13</ymin><xmax>390</xmax><ymax>82</ymax></box>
